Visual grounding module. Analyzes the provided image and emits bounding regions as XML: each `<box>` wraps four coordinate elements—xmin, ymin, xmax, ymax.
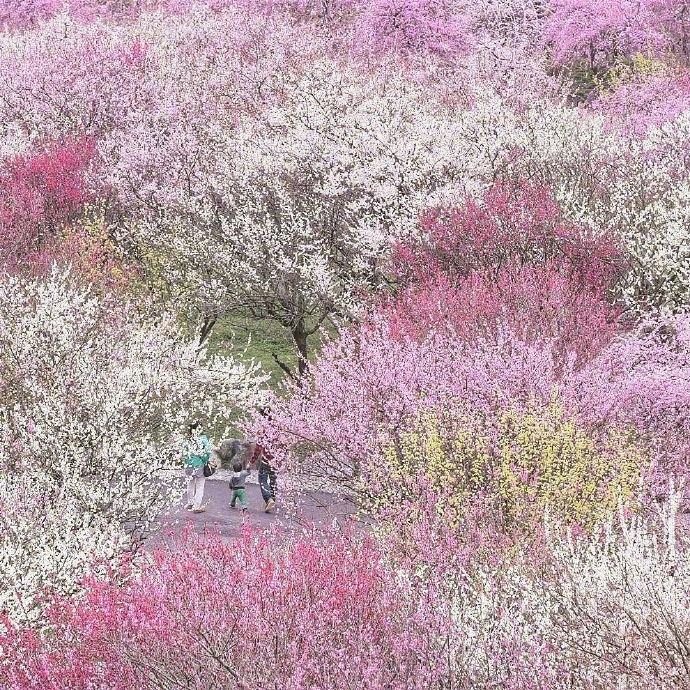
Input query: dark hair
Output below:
<box><xmin>233</xmin><ymin>461</ymin><xmax>243</xmax><ymax>472</ymax></box>
<box><xmin>187</xmin><ymin>420</ymin><xmax>202</xmax><ymax>436</ymax></box>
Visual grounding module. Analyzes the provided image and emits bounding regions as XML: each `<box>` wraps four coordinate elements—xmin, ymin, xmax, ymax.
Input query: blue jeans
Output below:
<box><xmin>258</xmin><ymin>465</ymin><xmax>276</xmax><ymax>504</ymax></box>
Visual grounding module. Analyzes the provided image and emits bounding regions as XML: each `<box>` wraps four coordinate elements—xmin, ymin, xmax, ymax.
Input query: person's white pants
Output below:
<box><xmin>187</xmin><ymin>475</ymin><xmax>206</xmax><ymax>510</ymax></box>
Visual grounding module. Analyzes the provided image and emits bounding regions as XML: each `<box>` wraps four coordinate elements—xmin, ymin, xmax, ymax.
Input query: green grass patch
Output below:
<box><xmin>206</xmin><ymin>315</ymin><xmax>299</xmax><ymax>388</ymax></box>
<box><xmin>203</xmin><ymin>314</ymin><xmax>339</xmax><ymax>440</ymax></box>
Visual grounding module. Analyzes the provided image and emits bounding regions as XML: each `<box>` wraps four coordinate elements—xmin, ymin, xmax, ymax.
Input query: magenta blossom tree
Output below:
<box><xmin>0</xmin><ymin>137</ymin><xmax>95</xmax><ymax>276</ymax></box>
<box><xmin>385</xmin><ymin>180</ymin><xmax>625</xmax><ymax>365</ymax></box>
<box><xmin>391</xmin><ymin>180</ymin><xmax>625</xmax><ymax>295</ymax></box>
<box><xmin>543</xmin><ymin>0</ymin><xmax>664</xmax><ymax>68</ymax></box>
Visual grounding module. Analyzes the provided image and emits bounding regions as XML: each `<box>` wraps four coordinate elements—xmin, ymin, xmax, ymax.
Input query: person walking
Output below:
<box><xmin>250</xmin><ymin>442</ymin><xmax>277</xmax><ymax>513</ymax></box>
<box><xmin>229</xmin><ymin>461</ymin><xmax>251</xmax><ymax>513</ymax></box>
<box><xmin>183</xmin><ymin>420</ymin><xmax>212</xmax><ymax>513</ymax></box>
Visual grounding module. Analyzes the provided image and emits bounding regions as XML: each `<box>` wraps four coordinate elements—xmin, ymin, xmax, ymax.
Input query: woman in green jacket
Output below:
<box><xmin>183</xmin><ymin>420</ymin><xmax>212</xmax><ymax>513</ymax></box>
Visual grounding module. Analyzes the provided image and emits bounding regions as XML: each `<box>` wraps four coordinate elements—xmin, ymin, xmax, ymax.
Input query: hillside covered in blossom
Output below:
<box><xmin>2</xmin><ymin>1</ymin><xmax>690</xmax><ymax>688</ymax></box>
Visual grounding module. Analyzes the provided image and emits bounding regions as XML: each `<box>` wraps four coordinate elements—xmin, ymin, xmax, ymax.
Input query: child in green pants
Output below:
<box><xmin>229</xmin><ymin>461</ymin><xmax>251</xmax><ymax>512</ymax></box>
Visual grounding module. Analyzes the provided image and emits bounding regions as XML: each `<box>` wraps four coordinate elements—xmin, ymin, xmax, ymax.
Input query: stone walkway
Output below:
<box><xmin>148</xmin><ymin>473</ymin><xmax>360</xmax><ymax>548</ymax></box>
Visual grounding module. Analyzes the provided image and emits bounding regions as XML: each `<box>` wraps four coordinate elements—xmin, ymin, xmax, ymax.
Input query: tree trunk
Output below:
<box><xmin>292</xmin><ymin>319</ymin><xmax>309</xmax><ymax>377</ymax></box>
<box><xmin>198</xmin><ymin>315</ymin><xmax>217</xmax><ymax>348</ymax></box>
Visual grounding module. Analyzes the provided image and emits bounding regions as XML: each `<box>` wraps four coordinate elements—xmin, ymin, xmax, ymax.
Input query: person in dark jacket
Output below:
<box><xmin>250</xmin><ymin>442</ymin><xmax>276</xmax><ymax>513</ymax></box>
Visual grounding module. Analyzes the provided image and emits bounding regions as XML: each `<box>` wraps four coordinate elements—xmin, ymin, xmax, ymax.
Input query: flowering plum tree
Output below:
<box><xmin>354</xmin><ymin>0</ymin><xmax>468</xmax><ymax>63</ymax></box>
<box><xmin>2</xmin><ymin>495</ymin><xmax>689</xmax><ymax>689</ymax></box>
<box><xmin>252</xmin><ymin>305</ymin><xmax>690</xmax><ymax>511</ymax></box>
<box><xmin>544</xmin><ymin>0</ymin><xmax>663</xmax><ymax>69</ymax></box>
<box><xmin>246</xmin><ymin>319</ymin><xmax>589</xmax><ymax>500</ymax></box>
<box><xmin>544</xmin><ymin>0</ymin><xmax>690</xmax><ymax>69</ymax></box>
<box><xmin>0</xmin><ymin>529</ymin><xmax>459</xmax><ymax>689</ymax></box>
<box><xmin>534</xmin><ymin>488</ymin><xmax>690</xmax><ymax>689</ymax></box>
<box><xmin>386</xmin><ymin>180</ymin><xmax>624</xmax><ymax>364</ymax></box>
<box><xmin>118</xmin><ymin>62</ymin><xmax>467</xmax><ymax>367</ymax></box>
<box><xmin>383</xmin><ymin>265</ymin><xmax>620</xmax><ymax>367</ymax></box>
<box><xmin>591</xmin><ymin>69</ymin><xmax>690</xmax><ymax>132</ymax></box>
<box><xmin>0</xmin><ymin>137</ymin><xmax>94</xmax><ymax>275</ymax></box>
<box><xmin>569</xmin><ymin>314</ymin><xmax>690</xmax><ymax>497</ymax></box>
<box><xmin>0</xmin><ymin>268</ymin><xmax>264</xmax><ymax>623</ymax></box>
<box><xmin>394</xmin><ymin>180</ymin><xmax>623</xmax><ymax>291</ymax></box>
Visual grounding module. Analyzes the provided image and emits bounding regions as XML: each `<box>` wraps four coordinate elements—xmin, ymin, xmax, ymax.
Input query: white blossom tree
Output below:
<box><xmin>119</xmin><ymin>62</ymin><xmax>469</xmax><ymax>372</ymax></box>
<box><xmin>534</xmin><ymin>488</ymin><xmax>690</xmax><ymax>688</ymax></box>
<box><xmin>0</xmin><ymin>267</ymin><xmax>265</xmax><ymax>622</ymax></box>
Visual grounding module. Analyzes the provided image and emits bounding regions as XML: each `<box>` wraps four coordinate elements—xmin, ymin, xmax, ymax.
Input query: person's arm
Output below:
<box><xmin>201</xmin><ymin>435</ymin><xmax>212</xmax><ymax>462</ymax></box>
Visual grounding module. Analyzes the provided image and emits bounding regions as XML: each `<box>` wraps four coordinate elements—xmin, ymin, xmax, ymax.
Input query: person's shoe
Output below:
<box><xmin>185</xmin><ymin>503</ymin><xmax>194</xmax><ymax>510</ymax></box>
<box><xmin>265</xmin><ymin>498</ymin><xmax>275</xmax><ymax>513</ymax></box>
<box><xmin>229</xmin><ymin>503</ymin><xmax>236</xmax><ymax>509</ymax></box>
<box><xmin>192</xmin><ymin>506</ymin><xmax>206</xmax><ymax>514</ymax></box>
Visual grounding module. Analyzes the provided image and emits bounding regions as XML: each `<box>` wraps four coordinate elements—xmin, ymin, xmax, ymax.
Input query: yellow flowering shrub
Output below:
<box><xmin>367</xmin><ymin>408</ymin><xmax>491</xmax><ymax>517</ymax></box>
<box><xmin>497</xmin><ymin>400</ymin><xmax>642</xmax><ymax>529</ymax></box>
<box><xmin>369</xmin><ymin>399</ymin><xmax>644</xmax><ymax>531</ymax></box>
<box><xmin>597</xmin><ymin>52</ymin><xmax>666</xmax><ymax>94</ymax></box>
<box><xmin>58</xmin><ymin>208</ymin><xmax>144</xmax><ymax>296</ymax></box>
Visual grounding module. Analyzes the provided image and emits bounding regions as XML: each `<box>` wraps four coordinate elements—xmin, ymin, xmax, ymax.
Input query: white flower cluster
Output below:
<box><xmin>441</xmin><ymin>489</ymin><xmax>690</xmax><ymax>686</ymax></box>
<box><xmin>0</xmin><ymin>268</ymin><xmax>265</xmax><ymax>622</ymax></box>
<box><xmin>120</xmin><ymin>60</ymin><xmax>470</xmax><ymax>342</ymax></box>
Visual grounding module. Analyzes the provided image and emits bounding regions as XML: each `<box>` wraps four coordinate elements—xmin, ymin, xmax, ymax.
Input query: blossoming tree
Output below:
<box><xmin>0</xmin><ymin>268</ymin><xmax>264</xmax><ymax>622</ymax></box>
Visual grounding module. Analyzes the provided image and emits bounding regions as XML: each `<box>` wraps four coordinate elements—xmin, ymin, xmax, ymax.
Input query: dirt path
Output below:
<box><xmin>148</xmin><ymin>475</ymin><xmax>359</xmax><ymax>548</ymax></box>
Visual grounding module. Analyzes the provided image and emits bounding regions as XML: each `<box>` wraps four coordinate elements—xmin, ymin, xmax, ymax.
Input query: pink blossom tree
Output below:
<box><xmin>591</xmin><ymin>70</ymin><xmax>690</xmax><ymax>132</ymax></box>
<box><xmin>544</xmin><ymin>0</ymin><xmax>690</xmax><ymax>69</ymax></box>
<box><xmin>354</xmin><ymin>0</ymin><xmax>469</xmax><ymax>63</ymax></box>
<box><xmin>392</xmin><ymin>180</ymin><xmax>624</xmax><ymax>295</ymax></box>
<box><xmin>0</xmin><ymin>137</ymin><xmax>94</xmax><ymax>276</ymax></box>
<box><xmin>386</xmin><ymin>180</ymin><xmax>625</xmax><ymax>365</ymax></box>
<box><xmin>543</xmin><ymin>0</ymin><xmax>664</xmax><ymax>69</ymax></box>
<box><xmin>569</xmin><ymin>314</ymin><xmax>690</xmax><ymax>497</ymax></box>
<box><xmin>0</xmin><ymin>525</ymin><xmax>567</xmax><ymax>689</ymax></box>
<box><xmin>3</xmin><ymin>500</ymin><xmax>690</xmax><ymax>689</ymax></box>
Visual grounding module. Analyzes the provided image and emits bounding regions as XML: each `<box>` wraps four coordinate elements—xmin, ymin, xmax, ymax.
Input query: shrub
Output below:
<box><xmin>0</xmin><ymin>528</ymin><xmax>462</xmax><ymax>690</ymax></box>
<box><xmin>0</xmin><ymin>137</ymin><xmax>94</xmax><ymax>276</ymax></box>
<box><xmin>369</xmin><ymin>399</ymin><xmax>643</xmax><ymax>530</ymax></box>
<box><xmin>4</xmin><ymin>498</ymin><xmax>689</xmax><ymax>689</ymax></box>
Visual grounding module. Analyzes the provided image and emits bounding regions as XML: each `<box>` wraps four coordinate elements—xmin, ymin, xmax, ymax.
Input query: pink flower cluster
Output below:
<box><xmin>0</xmin><ymin>138</ymin><xmax>94</xmax><ymax>275</ymax></box>
<box><xmin>386</xmin><ymin>180</ymin><xmax>624</xmax><ymax>366</ymax></box>
<box><xmin>0</xmin><ymin>524</ymin><xmax>563</xmax><ymax>689</ymax></box>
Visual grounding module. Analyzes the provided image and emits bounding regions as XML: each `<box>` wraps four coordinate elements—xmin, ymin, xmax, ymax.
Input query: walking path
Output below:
<box><xmin>148</xmin><ymin>474</ymin><xmax>359</xmax><ymax>548</ymax></box>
